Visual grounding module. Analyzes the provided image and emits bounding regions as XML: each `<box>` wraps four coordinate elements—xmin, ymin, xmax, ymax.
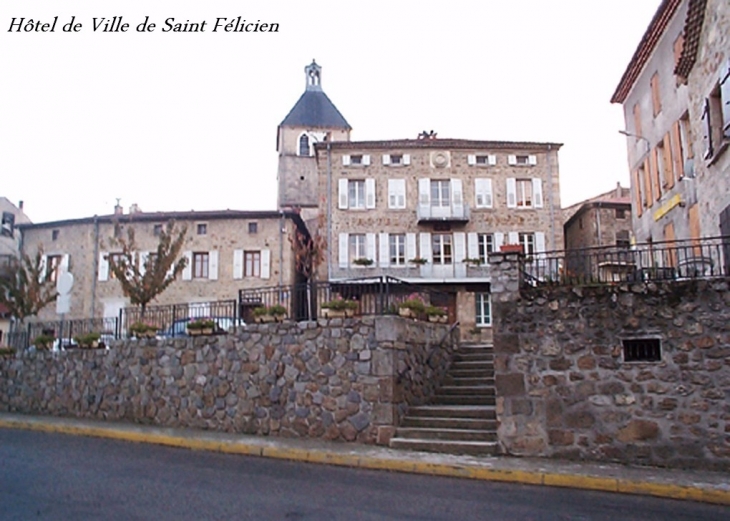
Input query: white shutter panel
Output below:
<box><xmin>182</xmin><ymin>251</ymin><xmax>193</xmax><ymax>280</ymax></box>
<box><xmin>388</xmin><ymin>179</ymin><xmax>396</xmax><ymax>208</ymax></box>
<box><xmin>139</xmin><ymin>251</ymin><xmax>149</xmax><ymax>276</ymax></box>
<box><xmin>60</xmin><ymin>254</ymin><xmax>70</xmax><ymax>273</ymax></box>
<box><xmin>365</xmin><ymin>178</ymin><xmax>376</xmax><ymax>209</ymax></box>
<box><xmin>533</xmin><ymin>178</ymin><xmax>543</xmax><ymax>208</ymax></box>
<box><xmin>508</xmin><ymin>232</ymin><xmax>519</xmax><ymax>246</ymax></box>
<box><xmin>418</xmin><ymin>178</ymin><xmax>430</xmax><ymax>218</ymax></box>
<box><xmin>721</xmin><ymin>59</ymin><xmax>730</xmax><ymax>136</ymax></box>
<box><xmin>419</xmin><ymin>233</ymin><xmax>433</xmax><ymax>263</ymax></box>
<box><xmin>528</xmin><ymin>155</ymin><xmax>537</xmax><ymax>165</ymax></box>
<box><xmin>494</xmin><ymin>233</ymin><xmax>505</xmax><ymax>251</ymax></box>
<box><xmin>378</xmin><ymin>233</ymin><xmax>390</xmax><ymax>267</ymax></box>
<box><xmin>506</xmin><ymin>178</ymin><xmax>517</xmax><ymax>208</ymax></box>
<box><xmin>468</xmin><ymin>154</ymin><xmax>476</xmax><ymax>166</ymax></box>
<box><xmin>406</xmin><ymin>233</ymin><xmax>417</xmax><ymax>262</ymax></box>
<box><xmin>233</xmin><ymin>249</ymin><xmax>243</xmax><ymax>279</ymax></box>
<box><xmin>338</xmin><ymin>233</ymin><xmax>349</xmax><ymax>268</ymax></box>
<box><xmin>535</xmin><ymin>232</ymin><xmax>546</xmax><ymax>254</ymax></box>
<box><xmin>467</xmin><ymin>232</ymin><xmax>479</xmax><ymax>259</ymax></box>
<box><xmin>382</xmin><ymin>154</ymin><xmax>390</xmax><ymax>165</ymax></box>
<box><xmin>338</xmin><ymin>178</ymin><xmax>348</xmax><ymax>209</ymax></box>
<box><xmin>488</xmin><ymin>155</ymin><xmax>497</xmax><ymax>166</ymax></box>
<box><xmin>363</xmin><ymin>154</ymin><xmax>371</xmax><ymax>166</ymax></box>
<box><xmin>508</xmin><ymin>155</ymin><xmax>517</xmax><ymax>165</ymax></box>
<box><xmin>484</xmin><ymin>178</ymin><xmax>493</xmax><ymax>207</ymax></box>
<box><xmin>39</xmin><ymin>255</ymin><xmax>47</xmax><ymax>283</ymax></box>
<box><xmin>451</xmin><ymin>178</ymin><xmax>464</xmax><ymax>217</ymax></box>
<box><xmin>260</xmin><ymin>249</ymin><xmax>271</xmax><ymax>279</ymax></box>
<box><xmin>397</xmin><ymin>179</ymin><xmax>406</xmax><ymax>208</ymax></box>
<box><xmin>454</xmin><ymin>232</ymin><xmax>466</xmax><ymax>263</ymax></box>
<box><xmin>342</xmin><ymin>155</ymin><xmax>351</xmax><ymax>166</ymax></box>
<box><xmin>366</xmin><ymin>233</ymin><xmax>376</xmax><ymax>262</ymax></box>
<box><xmin>208</xmin><ymin>250</ymin><xmax>219</xmax><ymax>280</ymax></box>
<box><xmin>403</xmin><ymin>154</ymin><xmax>411</xmax><ymax>165</ymax></box>
<box><xmin>98</xmin><ymin>252</ymin><xmax>109</xmax><ymax>281</ymax></box>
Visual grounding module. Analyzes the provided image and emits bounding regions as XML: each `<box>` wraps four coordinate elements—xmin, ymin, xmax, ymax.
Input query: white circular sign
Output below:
<box><xmin>57</xmin><ymin>272</ymin><xmax>74</xmax><ymax>294</ymax></box>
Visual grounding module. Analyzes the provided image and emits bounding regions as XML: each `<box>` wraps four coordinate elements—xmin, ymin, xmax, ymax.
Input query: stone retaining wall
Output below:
<box><xmin>0</xmin><ymin>316</ymin><xmax>453</xmax><ymax>444</ymax></box>
<box><xmin>490</xmin><ymin>252</ymin><xmax>730</xmax><ymax>470</ymax></box>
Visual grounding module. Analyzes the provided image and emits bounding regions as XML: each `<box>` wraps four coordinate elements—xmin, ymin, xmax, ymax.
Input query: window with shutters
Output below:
<box><xmin>244</xmin><ymin>251</ymin><xmax>261</xmax><ymax>277</ymax></box>
<box><xmin>388</xmin><ymin>179</ymin><xmax>406</xmax><ymax>209</ymax></box>
<box><xmin>45</xmin><ymin>255</ymin><xmax>62</xmax><ymax>283</ymax></box>
<box><xmin>467</xmin><ymin>154</ymin><xmax>496</xmax><ymax>167</ymax></box>
<box><xmin>389</xmin><ymin>234</ymin><xmax>406</xmax><ymax>266</ymax></box>
<box><xmin>519</xmin><ymin>233</ymin><xmax>535</xmax><ymax>255</ymax></box>
<box><xmin>516</xmin><ymin>179</ymin><xmax>534</xmax><ymax>207</ymax></box>
<box><xmin>474</xmin><ymin>179</ymin><xmax>493</xmax><ymax>208</ymax></box>
<box><xmin>650</xmin><ymin>72</ymin><xmax>661</xmax><ymax>116</ymax></box>
<box><xmin>349</xmin><ymin>234</ymin><xmax>366</xmax><ymax>262</ymax></box>
<box><xmin>348</xmin><ymin>180</ymin><xmax>366</xmax><ymax>209</ymax></box>
<box><xmin>350</xmin><ymin>154</ymin><xmax>364</xmax><ymax>165</ymax></box>
<box><xmin>477</xmin><ymin>234</ymin><xmax>494</xmax><ymax>263</ymax></box>
<box><xmin>193</xmin><ymin>252</ymin><xmax>209</xmax><ymax>279</ymax></box>
<box><xmin>702</xmin><ymin>61</ymin><xmax>730</xmax><ymax>161</ymax></box>
<box><xmin>107</xmin><ymin>253</ymin><xmax>124</xmax><ymax>280</ymax></box>
<box><xmin>432</xmin><ymin>234</ymin><xmax>452</xmax><ymax>265</ymax></box>
<box><xmin>475</xmin><ymin>293</ymin><xmax>492</xmax><ymax>327</ymax></box>
<box><xmin>431</xmin><ymin>180</ymin><xmax>450</xmax><ymax>208</ymax></box>
<box><xmin>383</xmin><ymin>153</ymin><xmax>409</xmax><ymax>166</ymax></box>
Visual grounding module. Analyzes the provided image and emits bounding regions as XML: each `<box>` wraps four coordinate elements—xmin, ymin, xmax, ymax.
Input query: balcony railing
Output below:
<box><xmin>521</xmin><ymin>236</ymin><xmax>730</xmax><ymax>287</ymax></box>
<box><xmin>417</xmin><ymin>203</ymin><xmax>470</xmax><ymax>222</ymax></box>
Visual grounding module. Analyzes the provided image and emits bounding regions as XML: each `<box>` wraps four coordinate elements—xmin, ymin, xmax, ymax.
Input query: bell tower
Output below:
<box><xmin>277</xmin><ymin>60</ymin><xmax>351</xmax><ymax>218</ymax></box>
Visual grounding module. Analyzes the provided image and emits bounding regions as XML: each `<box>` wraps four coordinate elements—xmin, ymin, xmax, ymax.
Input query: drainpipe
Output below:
<box><xmin>546</xmin><ymin>144</ymin><xmax>557</xmax><ymax>249</ymax></box>
<box><xmin>595</xmin><ymin>205</ymin><xmax>602</xmax><ymax>247</ymax></box>
<box><xmin>90</xmin><ymin>216</ymin><xmax>99</xmax><ymax>317</ymax></box>
<box><xmin>279</xmin><ymin>211</ymin><xmax>285</xmax><ymax>288</ymax></box>
<box><xmin>326</xmin><ymin>142</ymin><xmax>332</xmax><ymax>281</ymax></box>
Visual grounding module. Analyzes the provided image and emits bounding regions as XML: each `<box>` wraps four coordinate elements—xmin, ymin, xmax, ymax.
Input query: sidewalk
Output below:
<box><xmin>1</xmin><ymin>412</ymin><xmax>729</xmax><ymax>506</ymax></box>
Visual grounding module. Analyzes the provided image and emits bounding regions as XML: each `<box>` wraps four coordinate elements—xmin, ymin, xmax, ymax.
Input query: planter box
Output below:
<box><xmin>428</xmin><ymin>315</ymin><xmax>448</xmax><ymax>324</ymax></box>
<box><xmin>399</xmin><ymin>308</ymin><xmax>416</xmax><ymax>319</ymax></box>
<box><xmin>254</xmin><ymin>314</ymin><xmax>275</xmax><ymax>324</ymax></box>
<box><xmin>321</xmin><ymin>309</ymin><xmax>354</xmax><ymax>319</ymax></box>
<box><xmin>500</xmin><ymin>244</ymin><xmax>524</xmax><ymax>254</ymax></box>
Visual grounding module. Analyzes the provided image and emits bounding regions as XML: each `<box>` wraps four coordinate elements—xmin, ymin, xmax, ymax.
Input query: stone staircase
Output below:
<box><xmin>389</xmin><ymin>343</ymin><xmax>499</xmax><ymax>455</ymax></box>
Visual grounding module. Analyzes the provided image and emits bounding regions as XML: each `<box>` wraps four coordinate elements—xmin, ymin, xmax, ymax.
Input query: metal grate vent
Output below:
<box><xmin>622</xmin><ymin>338</ymin><xmax>661</xmax><ymax>362</ymax></box>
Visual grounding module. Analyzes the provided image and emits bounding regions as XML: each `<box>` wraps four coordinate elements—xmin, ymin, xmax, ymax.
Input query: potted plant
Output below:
<box><xmin>408</xmin><ymin>257</ymin><xmax>428</xmax><ymax>266</ymax></box>
<box><xmin>33</xmin><ymin>334</ymin><xmax>55</xmax><ymax>350</ymax></box>
<box><xmin>0</xmin><ymin>346</ymin><xmax>15</xmax><ymax>357</ymax></box>
<box><xmin>130</xmin><ymin>322</ymin><xmax>156</xmax><ymax>338</ymax></box>
<box><xmin>253</xmin><ymin>306</ymin><xmax>275</xmax><ymax>323</ymax></box>
<box><xmin>398</xmin><ymin>295</ymin><xmax>426</xmax><ymax>319</ymax></box>
<box><xmin>352</xmin><ymin>258</ymin><xmax>374</xmax><ymax>267</ymax></box>
<box><xmin>425</xmin><ymin>305</ymin><xmax>448</xmax><ymax>323</ymax></box>
<box><xmin>74</xmin><ymin>332</ymin><xmax>102</xmax><ymax>349</ymax></box>
<box><xmin>200</xmin><ymin>319</ymin><xmax>216</xmax><ymax>335</ymax></box>
<box><xmin>268</xmin><ymin>304</ymin><xmax>288</xmax><ymax>322</ymax></box>
<box><xmin>321</xmin><ymin>298</ymin><xmax>358</xmax><ymax>318</ymax></box>
<box><xmin>186</xmin><ymin>319</ymin><xmax>205</xmax><ymax>335</ymax></box>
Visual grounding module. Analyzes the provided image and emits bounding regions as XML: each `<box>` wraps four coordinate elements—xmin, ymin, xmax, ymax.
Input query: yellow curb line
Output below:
<box><xmin>2</xmin><ymin>418</ymin><xmax>729</xmax><ymax>506</ymax></box>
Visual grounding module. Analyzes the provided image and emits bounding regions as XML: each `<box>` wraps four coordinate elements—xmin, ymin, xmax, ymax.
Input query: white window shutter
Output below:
<box><xmin>233</xmin><ymin>249</ymin><xmax>243</xmax><ymax>279</ymax></box>
<box><xmin>535</xmin><ymin>232</ymin><xmax>546</xmax><ymax>254</ymax></box>
<box><xmin>468</xmin><ymin>154</ymin><xmax>476</xmax><ymax>166</ymax></box>
<box><xmin>382</xmin><ymin>154</ymin><xmax>390</xmax><ymax>165</ymax></box>
<box><xmin>61</xmin><ymin>254</ymin><xmax>70</xmax><ymax>273</ymax></box>
<box><xmin>494</xmin><ymin>233</ymin><xmax>505</xmax><ymax>251</ymax></box>
<box><xmin>388</xmin><ymin>179</ymin><xmax>405</xmax><ymax>209</ymax></box>
<box><xmin>475</xmin><ymin>179</ymin><xmax>493</xmax><ymax>208</ymax></box>
<box><xmin>533</xmin><ymin>178</ymin><xmax>544</xmax><ymax>208</ymax></box>
<box><xmin>451</xmin><ymin>178</ymin><xmax>464</xmax><ymax>216</ymax></box>
<box><xmin>453</xmin><ymin>232</ymin><xmax>466</xmax><ymax>263</ymax></box>
<box><xmin>528</xmin><ymin>155</ymin><xmax>537</xmax><ymax>166</ymax></box>
<box><xmin>365</xmin><ymin>178</ymin><xmax>376</xmax><ymax>209</ymax></box>
<box><xmin>208</xmin><ymin>250</ymin><xmax>219</xmax><ymax>280</ymax></box>
<box><xmin>418</xmin><ymin>178</ymin><xmax>430</xmax><ymax>206</ymax></box>
<box><xmin>338</xmin><ymin>233</ymin><xmax>349</xmax><ymax>268</ymax></box>
<box><xmin>419</xmin><ymin>233</ymin><xmax>433</xmax><ymax>263</ymax></box>
<box><xmin>342</xmin><ymin>155</ymin><xmax>351</xmax><ymax>166</ymax></box>
<box><xmin>379</xmin><ymin>233</ymin><xmax>390</xmax><ymax>267</ymax></box>
<box><xmin>508</xmin><ymin>231</ymin><xmax>519</xmax><ymax>245</ymax></box>
<box><xmin>484</xmin><ymin>178</ymin><xmax>493</xmax><ymax>207</ymax></box>
<box><xmin>366</xmin><ymin>233</ymin><xmax>376</xmax><ymax>262</ymax></box>
<box><xmin>721</xmin><ymin>59</ymin><xmax>730</xmax><ymax>135</ymax></box>
<box><xmin>338</xmin><ymin>178</ymin><xmax>348</xmax><ymax>209</ymax></box>
<box><xmin>98</xmin><ymin>252</ymin><xmax>109</xmax><ymax>281</ymax></box>
<box><xmin>38</xmin><ymin>255</ymin><xmax>47</xmax><ymax>283</ymax></box>
<box><xmin>488</xmin><ymin>155</ymin><xmax>497</xmax><ymax>166</ymax></box>
<box><xmin>508</xmin><ymin>155</ymin><xmax>517</xmax><ymax>165</ymax></box>
<box><xmin>506</xmin><ymin>178</ymin><xmax>517</xmax><ymax>208</ymax></box>
<box><xmin>467</xmin><ymin>232</ymin><xmax>479</xmax><ymax>259</ymax></box>
<box><xmin>182</xmin><ymin>251</ymin><xmax>193</xmax><ymax>280</ymax></box>
<box><xmin>363</xmin><ymin>154</ymin><xmax>371</xmax><ymax>166</ymax></box>
<box><xmin>406</xmin><ymin>233</ymin><xmax>417</xmax><ymax>262</ymax></box>
<box><xmin>260</xmin><ymin>249</ymin><xmax>271</xmax><ymax>279</ymax></box>
<box><xmin>139</xmin><ymin>251</ymin><xmax>149</xmax><ymax>276</ymax></box>
<box><xmin>403</xmin><ymin>154</ymin><xmax>411</xmax><ymax>165</ymax></box>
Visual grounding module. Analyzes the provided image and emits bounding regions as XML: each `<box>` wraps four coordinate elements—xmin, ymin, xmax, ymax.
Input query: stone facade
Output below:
<box><xmin>0</xmin><ymin>197</ymin><xmax>32</xmax><ymax>342</ymax></box>
<box><xmin>19</xmin><ymin>210</ymin><xmax>307</xmax><ymax>321</ymax></box>
<box><xmin>563</xmin><ymin>184</ymin><xmax>633</xmax><ymax>250</ymax></box>
<box><xmin>0</xmin><ymin>316</ymin><xmax>454</xmax><ymax>443</ymax></box>
<box><xmin>490</xmin><ymin>251</ymin><xmax>730</xmax><ymax>470</ymax></box>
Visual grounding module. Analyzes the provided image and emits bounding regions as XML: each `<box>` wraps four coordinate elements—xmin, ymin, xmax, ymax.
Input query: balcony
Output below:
<box><xmin>331</xmin><ymin>261</ymin><xmax>492</xmax><ymax>282</ymax></box>
<box><xmin>417</xmin><ymin>203</ymin><xmax>470</xmax><ymax>223</ymax></box>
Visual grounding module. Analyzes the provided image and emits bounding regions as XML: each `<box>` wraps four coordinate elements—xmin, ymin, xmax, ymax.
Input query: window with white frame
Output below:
<box><xmin>519</xmin><ymin>233</ymin><xmax>536</xmax><ymax>255</ymax></box>
<box><xmin>388</xmin><ymin>179</ymin><xmax>406</xmax><ymax>209</ymax></box>
<box><xmin>432</xmin><ymin>234</ymin><xmax>452</xmax><ymax>265</ymax></box>
<box><xmin>516</xmin><ymin>179</ymin><xmax>534</xmax><ymax>207</ymax></box>
<box><xmin>193</xmin><ymin>252</ymin><xmax>209</xmax><ymax>279</ymax></box>
<box><xmin>339</xmin><ymin>178</ymin><xmax>375</xmax><ymax>210</ymax></box>
<box><xmin>389</xmin><ymin>234</ymin><xmax>406</xmax><ymax>266</ymax></box>
<box><xmin>431</xmin><ymin>180</ymin><xmax>450</xmax><ymax>208</ymax></box>
<box><xmin>477</xmin><ymin>233</ymin><xmax>494</xmax><ymax>263</ymax></box>
<box><xmin>244</xmin><ymin>251</ymin><xmax>261</xmax><ymax>277</ymax></box>
<box><xmin>509</xmin><ymin>154</ymin><xmax>537</xmax><ymax>166</ymax></box>
<box><xmin>383</xmin><ymin>153</ymin><xmax>410</xmax><ymax>166</ymax></box>
<box><xmin>468</xmin><ymin>154</ymin><xmax>496</xmax><ymax>166</ymax></box>
<box><xmin>349</xmin><ymin>234</ymin><xmax>366</xmax><ymax>262</ymax></box>
<box><xmin>474</xmin><ymin>179</ymin><xmax>493</xmax><ymax>208</ymax></box>
<box><xmin>475</xmin><ymin>293</ymin><xmax>492</xmax><ymax>326</ymax></box>
<box><xmin>348</xmin><ymin>180</ymin><xmax>366</xmax><ymax>209</ymax></box>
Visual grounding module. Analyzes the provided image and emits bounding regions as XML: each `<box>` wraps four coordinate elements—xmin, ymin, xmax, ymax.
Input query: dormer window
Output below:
<box><xmin>298</xmin><ymin>134</ymin><xmax>311</xmax><ymax>156</ymax></box>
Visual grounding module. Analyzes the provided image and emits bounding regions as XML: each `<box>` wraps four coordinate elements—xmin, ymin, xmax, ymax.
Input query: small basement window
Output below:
<box><xmin>623</xmin><ymin>338</ymin><xmax>661</xmax><ymax>362</ymax></box>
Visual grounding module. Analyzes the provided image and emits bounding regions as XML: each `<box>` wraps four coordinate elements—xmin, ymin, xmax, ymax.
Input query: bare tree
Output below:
<box><xmin>289</xmin><ymin>214</ymin><xmax>327</xmax><ymax>319</ymax></box>
<box><xmin>106</xmin><ymin>220</ymin><xmax>188</xmax><ymax>317</ymax></box>
<box><xmin>0</xmin><ymin>248</ymin><xmax>57</xmax><ymax>326</ymax></box>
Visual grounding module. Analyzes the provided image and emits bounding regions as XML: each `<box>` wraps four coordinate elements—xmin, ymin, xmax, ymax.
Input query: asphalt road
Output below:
<box><xmin>1</xmin><ymin>428</ymin><xmax>727</xmax><ymax>520</ymax></box>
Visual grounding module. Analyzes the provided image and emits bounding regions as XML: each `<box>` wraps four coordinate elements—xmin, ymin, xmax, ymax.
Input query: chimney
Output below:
<box><xmin>18</xmin><ymin>200</ymin><xmax>23</xmax><ymax>211</ymax></box>
<box><xmin>114</xmin><ymin>199</ymin><xmax>123</xmax><ymax>215</ymax></box>
<box><xmin>616</xmin><ymin>182</ymin><xmax>622</xmax><ymax>198</ymax></box>
<box><xmin>129</xmin><ymin>203</ymin><xmax>142</xmax><ymax>214</ymax></box>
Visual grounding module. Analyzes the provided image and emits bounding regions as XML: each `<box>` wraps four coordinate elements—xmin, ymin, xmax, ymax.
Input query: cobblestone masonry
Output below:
<box><xmin>0</xmin><ymin>317</ymin><xmax>453</xmax><ymax>444</ymax></box>
<box><xmin>490</xmin><ymin>252</ymin><xmax>730</xmax><ymax>470</ymax></box>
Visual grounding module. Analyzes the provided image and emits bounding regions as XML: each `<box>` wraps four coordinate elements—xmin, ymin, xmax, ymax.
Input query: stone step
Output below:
<box><xmin>452</xmin><ymin>352</ymin><xmax>494</xmax><ymax>362</ymax></box>
<box><xmin>448</xmin><ymin>368</ymin><xmax>495</xmax><ymax>378</ymax></box>
<box><xmin>442</xmin><ymin>376</ymin><xmax>495</xmax><ymax>387</ymax></box>
<box><xmin>438</xmin><ymin>385</ymin><xmax>496</xmax><ymax>396</ymax></box>
<box><xmin>406</xmin><ymin>405</ymin><xmax>496</xmax><ymax>419</ymax></box>
<box><xmin>400</xmin><ymin>416</ymin><xmax>498</xmax><ymax>430</ymax></box>
<box><xmin>432</xmin><ymin>395</ymin><xmax>496</xmax><ymax>406</ymax></box>
<box><xmin>394</xmin><ymin>427</ymin><xmax>497</xmax><ymax>442</ymax></box>
<box><xmin>457</xmin><ymin>343</ymin><xmax>494</xmax><ymax>349</ymax></box>
<box><xmin>389</xmin><ymin>438</ymin><xmax>499</xmax><ymax>456</ymax></box>
<box><xmin>450</xmin><ymin>360</ymin><xmax>493</xmax><ymax>368</ymax></box>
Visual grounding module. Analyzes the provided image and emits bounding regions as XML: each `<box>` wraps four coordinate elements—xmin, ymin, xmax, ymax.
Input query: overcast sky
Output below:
<box><xmin>1</xmin><ymin>0</ymin><xmax>661</xmax><ymax>224</ymax></box>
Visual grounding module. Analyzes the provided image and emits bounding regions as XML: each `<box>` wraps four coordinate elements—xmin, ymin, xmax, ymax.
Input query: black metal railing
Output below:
<box><xmin>238</xmin><ymin>276</ymin><xmax>448</xmax><ymax>322</ymax></box>
<box><xmin>522</xmin><ymin>236</ymin><xmax>730</xmax><ymax>287</ymax></box>
<box><xmin>120</xmin><ymin>299</ymin><xmax>240</xmax><ymax>338</ymax></box>
<box><xmin>4</xmin><ymin>317</ymin><xmax>120</xmax><ymax>351</ymax></box>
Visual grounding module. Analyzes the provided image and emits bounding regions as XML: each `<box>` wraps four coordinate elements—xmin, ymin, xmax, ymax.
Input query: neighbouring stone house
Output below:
<box><xmin>0</xmin><ymin>197</ymin><xmax>31</xmax><ymax>342</ymax></box>
<box><xmin>18</xmin><ymin>206</ymin><xmax>308</xmax><ymax>322</ymax></box>
<box><xmin>611</xmin><ymin>0</ymin><xmax>729</xmax><ymax>244</ymax></box>
<box><xmin>563</xmin><ymin>183</ymin><xmax>633</xmax><ymax>251</ymax></box>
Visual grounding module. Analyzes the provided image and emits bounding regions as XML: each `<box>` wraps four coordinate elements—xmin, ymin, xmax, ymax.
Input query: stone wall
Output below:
<box><xmin>491</xmin><ymin>251</ymin><xmax>730</xmax><ymax>470</ymax></box>
<box><xmin>0</xmin><ymin>317</ymin><xmax>453</xmax><ymax>444</ymax></box>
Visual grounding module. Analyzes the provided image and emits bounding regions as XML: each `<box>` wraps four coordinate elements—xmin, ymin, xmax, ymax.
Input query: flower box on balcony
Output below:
<box><xmin>500</xmin><ymin>244</ymin><xmax>524</xmax><ymax>254</ymax></box>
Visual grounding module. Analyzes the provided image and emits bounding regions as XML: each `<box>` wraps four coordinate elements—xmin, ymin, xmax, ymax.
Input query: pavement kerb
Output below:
<box><xmin>2</xmin><ymin>416</ymin><xmax>729</xmax><ymax>506</ymax></box>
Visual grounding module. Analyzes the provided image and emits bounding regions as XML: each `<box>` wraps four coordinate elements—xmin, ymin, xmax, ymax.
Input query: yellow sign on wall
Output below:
<box><xmin>653</xmin><ymin>194</ymin><xmax>682</xmax><ymax>221</ymax></box>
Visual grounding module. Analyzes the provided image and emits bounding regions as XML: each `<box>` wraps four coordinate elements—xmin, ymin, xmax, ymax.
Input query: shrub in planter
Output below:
<box><xmin>130</xmin><ymin>322</ymin><xmax>156</xmax><ymax>338</ymax></box>
<box><xmin>33</xmin><ymin>334</ymin><xmax>55</xmax><ymax>350</ymax></box>
<box><xmin>321</xmin><ymin>298</ymin><xmax>358</xmax><ymax>318</ymax></box>
<box><xmin>0</xmin><ymin>347</ymin><xmax>15</xmax><ymax>356</ymax></box>
<box><xmin>352</xmin><ymin>258</ymin><xmax>374</xmax><ymax>267</ymax></box>
<box><xmin>398</xmin><ymin>295</ymin><xmax>426</xmax><ymax>318</ymax></box>
<box><xmin>186</xmin><ymin>319</ymin><xmax>206</xmax><ymax>334</ymax></box>
<box><xmin>74</xmin><ymin>332</ymin><xmax>102</xmax><ymax>349</ymax></box>
<box><xmin>268</xmin><ymin>304</ymin><xmax>288</xmax><ymax>321</ymax></box>
<box><xmin>408</xmin><ymin>257</ymin><xmax>428</xmax><ymax>265</ymax></box>
<box><xmin>425</xmin><ymin>305</ymin><xmax>448</xmax><ymax>323</ymax></box>
<box><xmin>253</xmin><ymin>306</ymin><xmax>275</xmax><ymax>323</ymax></box>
